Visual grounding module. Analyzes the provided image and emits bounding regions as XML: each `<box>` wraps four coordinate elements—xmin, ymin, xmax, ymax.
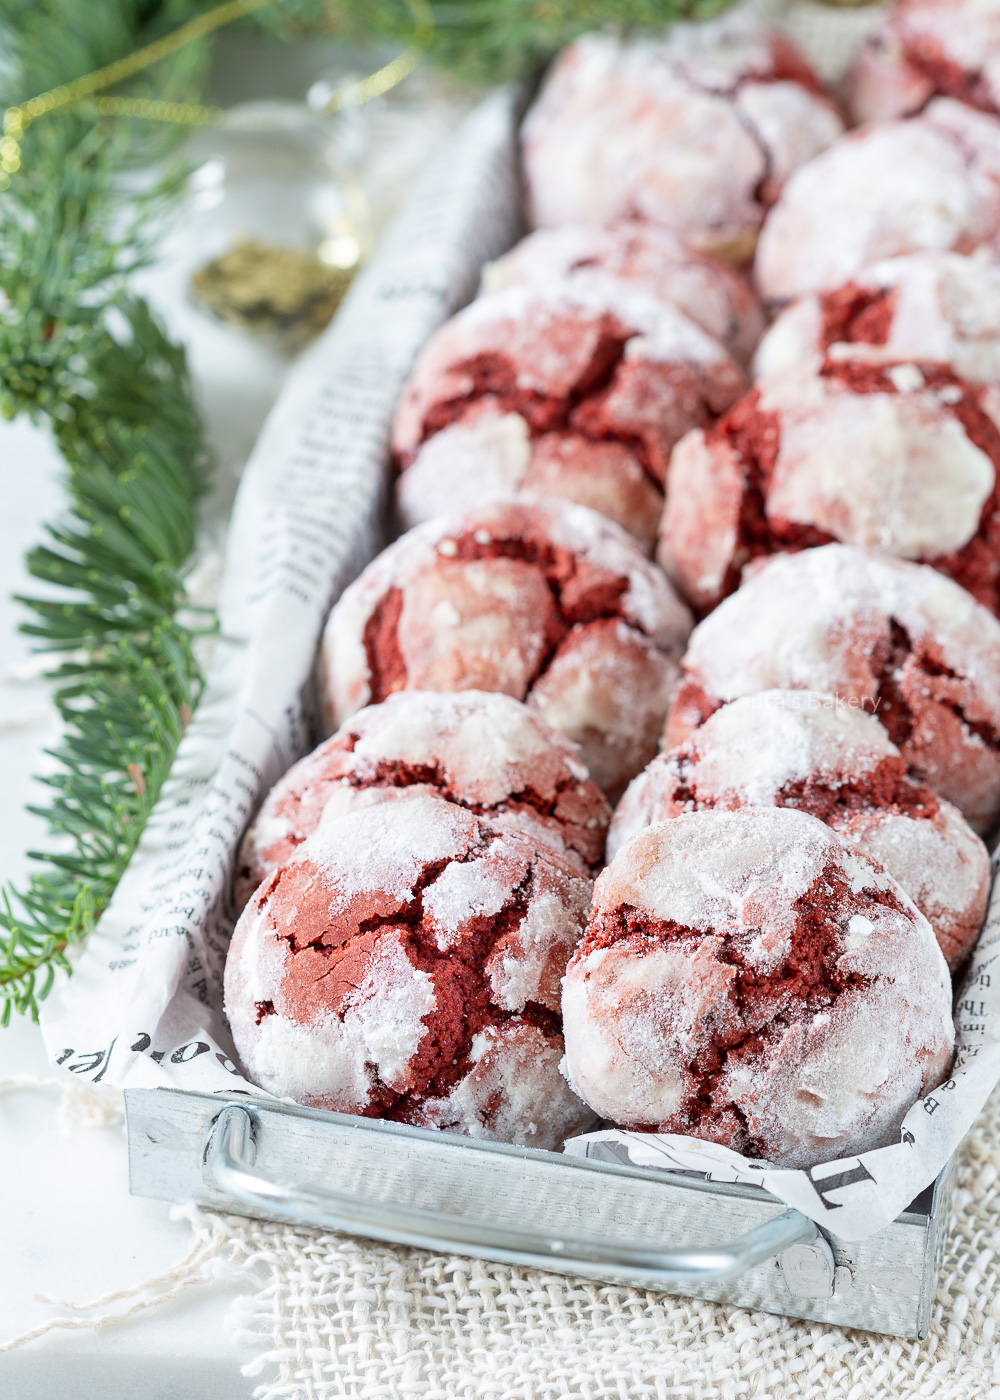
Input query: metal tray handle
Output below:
<box><xmin>206</xmin><ymin>1104</ymin><xmax>816</xmax><ymax>1287</ymax></box>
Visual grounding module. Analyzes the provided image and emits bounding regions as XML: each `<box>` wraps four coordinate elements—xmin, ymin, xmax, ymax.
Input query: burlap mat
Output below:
<box><xmin>160</xmin><ymin>1084</ymin><xmax>999</xmax><ymax>1400</ymax></box>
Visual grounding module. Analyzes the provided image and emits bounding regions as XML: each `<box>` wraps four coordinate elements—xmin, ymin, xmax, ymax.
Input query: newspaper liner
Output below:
<box><xmin>37</xmin><ymin>87</ymin><xmax>1000</xmax><ymax>1245</ymax></box>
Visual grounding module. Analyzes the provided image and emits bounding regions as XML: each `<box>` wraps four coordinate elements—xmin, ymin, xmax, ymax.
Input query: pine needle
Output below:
<box><xmin>0</xmin><ymin>1</ymin><xmax>212</xmax><ymax>1022</ymax></box>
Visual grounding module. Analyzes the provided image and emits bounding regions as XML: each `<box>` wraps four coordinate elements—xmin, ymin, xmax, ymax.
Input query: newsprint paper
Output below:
<box><xmin>39</xmin><ymin>87</ymin><xmax>1000</xmax><ymax>1244</ymax></box>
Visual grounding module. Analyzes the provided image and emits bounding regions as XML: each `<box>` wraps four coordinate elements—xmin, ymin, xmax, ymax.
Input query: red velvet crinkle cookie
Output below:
<box><xmin>481</xmin><ymin>223</ymin><xmax>765</xmax><ymax>366</ymax></box>
<box><xmin>397</xmin><ymin>403</ymin><xmax>666</xmax><ymax>554</ymax></box>
<box><xmin>521</xmin><ymin>14</ymin><xmax>842</xmax><ymax>262</ymax></box>
<box><xmin>612</xmin><ymin>691</ymin><xmax>990</xmax><ymax>971</ymax></box>
<box><xmin>236</xmin><ymin>690</ymin><xmax>611</xmax><ymax>908</ymax></box>
<box><xmin>562</xmin><ymin>807</ymin><xmax>955</xmax><ymax>1168</ymax></box>
<box><xmin>225</xmin><ymin>796</ymin><xmax>596</xmax><ymax>1148</ymax></box>
<box><xmin>319</xmin><ymin>500</ymin><xmax>693</xmax><ymax>801</ymax></box>
<box><xmin>755</xmin><ymin>100</ymin><xmax>1000</xmax><ymax>304</ymax></box>
<box><xmin>392</xmin><ymin>278</ymin><xmax>746</xmax><ymax>552</ymax></box>
<box><xmin>658</xmin><ymin>356</ymin><xmax>1000</xmax><ymax>615</ymax></box>
<box><xmin>754</xmin><ymin>252</ymin><xmax>1000</xmax><ymax>386</ymax></box>
<box><xmin>664</xmin><ymin>545</ymin><xmax>1000</xmax><ymax>833</ymax></box>
<box><xmin>847</xmin><ymin>0</ymin><xmax>1000</xmax><ymax>125</ymax></box>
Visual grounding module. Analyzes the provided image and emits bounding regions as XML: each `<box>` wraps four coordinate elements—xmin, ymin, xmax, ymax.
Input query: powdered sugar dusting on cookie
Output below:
<box><xmin>755</xmin><ymin>104</ymin><xmax>1000</xmax><ymax>303</ymax></box>
<box><xmin>847</xmin><ymin>0</ymin><xmax>1000</xmax><ymax>124</ymax></box>
<box><xmin>391</xmin><ymin>275</ymin><xmax>746</xmax><ymax>505</ymax></box>
<box><xmin>224</xmin><ymin>797</ymin><xmax>595</xmax><ymax>1148</ymax></box>
<box><xmin>605</xmin><ymin>807</ymin><xmax>851</xmax><ymax>950</ymax></box>
<box><xmin>301</xmin><ymin>795</ymin><xmax>480</xmax><ymax>906</ymax></box>
<box><xmin>319</xmin><ymin>500</ymin><xmax>692</xmax><ymax>800</ymax></box>
<box><xmin>668</xmin><ymin>545</ymin><xmax>1000</xmax><ymax>830</ymax></box>
<box><xmin>756</xmin><ymin>252</ymin><xmax>1000</xmax><ymax>385</ymax></box>
<box><xmin>612</xmin><ymin>690</ymin><xmax>988</xmax><ymax>969</ymax></box>
<box><xmin>522</xmin><ymin>14</ymin><xmax>841</xmax><ymax>258</ymax></box>
<box><xmin>563</xmin><ymin>807</ymin><xmax>954</xmax><ymax>1167</ymax></box>
<box><xmin>481</xmin><ymin>222</ymin><xmax>765</xmax><ymax>364</ymax></box>
<box><xmin>419</xmin><ymin>1021</ymin><xmax>593</xmax><ymax>1146</ymax></box>
<box><xmin>613</xmin><ymin>691</ymin><xmax>895</xmax><ymax>857</ymax></box>
<box><xmin>759</xmin><ymin>363</ymin><xmax>995</xmax><ymax>559</ymax></box>
<box><xmin>236</xmin><ymin>691</ymin><xmax>611</xmax><ymax>907</ymax></box>
<box><xmin>397</xmin><ymin>410</ymin><xmax>532</xmax><ymax>530</ymax></box>
<box><xmin>840</xmin><ymin>804</ymin><xmax>989</xmax><ymax>971</ymax></box>
<box><xmin>660</xmin><ymin>359</ymin><xmax>1000</xmax><ymax>617</ymax></box>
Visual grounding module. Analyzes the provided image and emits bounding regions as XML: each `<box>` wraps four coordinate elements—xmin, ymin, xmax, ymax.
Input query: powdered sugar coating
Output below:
<box><xmin>225</xmin><ymin>796</ymin><xmax>595</xmax><ymax>1148</ymax></box>
<box><xmin>392</xmin><ymin>276</ymin><xmax>746</xmax><ymax>493</ymax></box>
<box><xmin>839</xmin><ymin>803</ymin><xmax>990</xmax><ymax>971</ymax></box>
<box><xmin>396</xmin><ymin>406</ymin><xmax>664</xmax><ymax>552</ymax></box>
<box><xmin>755</xmin><ymin>252</ymin><xmax>1000</xmax><ymax>385</ymax></box>
<box><xmin>616</xmin><ymin>692</ymin><xmax>898</xmax><ymax>850</ymax></box>
<box><xmin>482</xmin><ymin>223</ymin><xmax>765</xmax><ymax>365</ymax></box>
<box><xmin>665</xmin><ymin>544</ymin><xmax>1000</xmax><ymax>832</ymax></box>
<box><xmin>846</xmin><ymin>0</ymin><xmax>1000</xmax><ymax>125</ymax></box>
<box><xmin>657</xmin><ymin>358</ymin><xmax>1000</xmax><ymax>615</ymax></box>
<box><xmin>522</xmin><ymin>15</ymin><xmax>842</xmax><ymax>260</ymax></box>
<box><xmin>611</xmin><ymin>691</ymin><xmax>989</xmax><ymax>970</ymax></box>
<box><xmin>755</xmin><ymin>100</ymin><xmax>1000</xmax><ymax>304</ymax></box>
<box><xmin>236</xmin><ymin>689</ymin><xmax>611</xmax><ymax>907</ymax></box>
<box><xmin>319</xmin><ymin>500</ymin><xmax>693</xmax><ymax>801</ymax></box>
<box><xmin>562</xmin><ymin>807</ymin><xmax>955</xmax><ymax>1167</ymax></box>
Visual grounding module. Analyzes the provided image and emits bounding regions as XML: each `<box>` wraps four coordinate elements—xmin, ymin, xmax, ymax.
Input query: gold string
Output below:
<box><xmin>0</xmin><ymin>0</ymin><xmax>434</xmax><ymax>188</ymax></box>
<box><xmin>90</xmin><ymin>96</ymin><xmax>225</xmax><ymax>126</ymax></box>
<box><xmin>1</xmin><ymin>0</ymin><xmax>281</xmax><ymax>159</ymax></box>
<box><xmin>322</xmin><ymin>0</ymin><xmax>433</xmax><ymax>114</ymax></box>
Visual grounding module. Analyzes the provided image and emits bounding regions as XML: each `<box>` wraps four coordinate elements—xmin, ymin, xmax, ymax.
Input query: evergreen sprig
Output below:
<box><xmin>0</xmin><ymin>0</ymin><xmax>213</xmax><ymax>1022</ymax></box>
<box><xmin>418</xmin><ymin>0</ymin><xmax>735</xmax><ymax>80</ymax></box>
<box><xmin>262</xmin><ymin>0</ymin><xmax>734</xmax><ymax>80</ymax></box>
<box><xmin>0</xmin><ymin>298</ymin><xmax>210</xmax><ymax>1022</ymax></box>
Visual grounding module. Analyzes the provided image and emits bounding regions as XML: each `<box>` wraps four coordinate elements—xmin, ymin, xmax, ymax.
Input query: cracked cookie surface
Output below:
<box><xmin>562</xmin><ymin>807</ymin><xmax>954</xmax><ymax>1167</ymax></box>
<box><xmin>847</xmin><ymin>0</ymin><xmax>1000</xmax><ymax>125</ymax></box>
<box><xmin>664</xmin><ymin>545</ymin><xmax>1000</xmax><ymax>832</ymax></box>
<box><xmin>320</xmin><ymin>499</ymin><xmax>693</xmax><ymax>801</ymax></box>
<box><xmin>225</xmin><ymin>796</ymin><xmax>595</xmax><ymax>1147</ymax></box>
<box><xmin>521</xmin><ymin>13</ymin><xmax>842</xmax><ymax>260</ymax></box>
<box><xmin>754</xmin><ymin>252</ymin><xmax>1000</xmax><ymax>389</ymax></box>
<box><xmin>236</xmin><ymin>690</ymin><xmax>611</xmax><ymax>908</ymax></box>
<box><xmin>612</xmin><ymin>691</ymin><xmax>989</xmax><ymax>970</ymax></box>
<box><xmin>659</xmin><ymin>356</ymin><xmax>1000</xmax><ymax>616</ymax></box>
<box><xmin>392</xmin><ymin>276</ymin><xmax>746</xmax><ymax>551</ymax></box>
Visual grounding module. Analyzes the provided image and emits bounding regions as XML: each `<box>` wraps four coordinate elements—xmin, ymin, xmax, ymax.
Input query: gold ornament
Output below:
<box><xmin>190</xmin><ymin>237</ymin><xmax>357</xmax><ymax>349</ymax></box>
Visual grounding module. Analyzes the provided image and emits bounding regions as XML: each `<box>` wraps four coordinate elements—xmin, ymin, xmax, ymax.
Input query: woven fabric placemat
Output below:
<box><xmin>172</xmin><ymin>1085</ymin><xmax>1000</xmax><ymax>1400</ymax></box>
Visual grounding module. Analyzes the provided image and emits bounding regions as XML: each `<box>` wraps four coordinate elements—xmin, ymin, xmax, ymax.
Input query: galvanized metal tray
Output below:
<box><xmin>126</xmin><ymin>1086</ymin><xmax>953</xmax><ymax>1338</ymax></box>
<box><xmin>116</xmin><ymin>64</ymin><xmax>970</xmax><ymax>1345</ymax></box>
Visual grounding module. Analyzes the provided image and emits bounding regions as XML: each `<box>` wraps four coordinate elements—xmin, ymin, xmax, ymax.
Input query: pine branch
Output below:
<box><xmin>265</xmin><ymin>0</ymin><xmax>735</xmax><ymax>79</ymax></box>
<box><xmin>1</xmin><ymin>301</ymin><xmax>209</xmax><ymax>1022</ymax></box>
<box><xmin>424</xmin><ymin>0</ymin><xmax>735</xmax><ymax>79</ymax></box>
<box><xmin>0</xmin><ymin>1</ymin><xmax>215</xmax><ymax>1023</ymax></box>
